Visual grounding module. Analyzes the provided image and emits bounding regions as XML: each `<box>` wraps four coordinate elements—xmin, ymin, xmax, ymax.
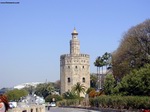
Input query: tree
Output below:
<box><xmin>86</xmin><ymin>87</ymin><xmax>95</xmax><ymax>94</ymax></box>
<box><xmin>35</xmin><ymin>83</ymin><xmax>54</xmax><ymax>98</ymax></box>
<box><xmin>94</xmin><ymin>52</ymin><xmax>112</xmax><ymax>90</ymax></box>
<box><xmin>102</xmin><ymin>52</ymin><xmax>112</xmax><ymax>72</ymax></box>
<box><xmin>53</xmin><ymin>80</ymin><xmax>60</xmax><ymax>93</ymax></box>
<box><xmin>103</xmin><ymin>74</ymin><xmax>116</xmax><ymax>95</ymax></box>
<box><xmin>116</xmin><ymin>64</ymin><xmax>150</xmax><ymax>96</ymax></box>
<box><xmin>112</xmin><ymin>19</ymin><xmax>150</xmax><ymax>80</ymax></box>
<box><xmin>90</xmin><ymin>73</ymin><xmax>98</xmax><ymax>89</ymax></box>
<box><xmin>72</xmin><ymin>82</ymin><xmax>86</xmax><ymax>97</ymax></box>
<box><xmin>23</xmin><ymin>85</ymin><xmax>35</xmax><ymax>95</ymax></box>
<box><xmin>6</xmin><ymin>89</ymin><xmax>28</xmax><ymax>101</ymax></box>
<box><xmin>88</xmin><ymin>89</ymin><xmax>97</xmax><ymax>98</ymax></box>
<box><xmin>45</xmin><ymin>94</ymin><xmax>63</xmax><ymax>102</ymax></box>
<box><xmin>94</xmin><ymin>56</ymin><xmax>104</xmax><ymax>90</ymax></box>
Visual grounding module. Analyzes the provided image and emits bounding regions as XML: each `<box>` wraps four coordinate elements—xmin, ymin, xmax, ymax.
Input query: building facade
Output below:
<box><xmin>60</xmin><ymin>28</ymin><xmax>90</xmax><ymax>97</ymax></box>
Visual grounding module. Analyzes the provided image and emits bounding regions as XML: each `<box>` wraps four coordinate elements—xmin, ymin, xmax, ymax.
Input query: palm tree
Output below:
<box><xmin>63</xmin><ymin>91</ymin><xmax>78</xmax><ymax>99</ymax></box>
<box><xmin>72</xmin><ymin>82</ymin><xmax>86</xmax><ymax>97</ymax></box>
<box><xmin>94</xmin><ymin>56</ymin><xmax>104</xmax><ymax>90</ymax></box>
<box><xmin>102</xmin><ymin>52</ymin><xmax>112</xmax><ymax>73</ymax></box>
<box><xmin>94</xmin><ymin>53</ymin><xmax>112</xmax><ymax>90</ymax></box>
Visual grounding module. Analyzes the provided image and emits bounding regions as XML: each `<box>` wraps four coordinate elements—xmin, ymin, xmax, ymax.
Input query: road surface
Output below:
<box><xmin>46</xmin><ymin>107</ymin><xmax>100</xmax><ymax>112</ymax></box>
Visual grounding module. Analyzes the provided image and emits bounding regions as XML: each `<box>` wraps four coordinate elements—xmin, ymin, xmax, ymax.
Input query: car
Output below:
<box><xmin>50</xmin><ymin>102</ymin><xmax>56</xmax><ymax>107</ymax></box>
<box><xmin>9</xmin><ymin>102</ymin><xmax>17</xmax><ymax>108</ymax></box>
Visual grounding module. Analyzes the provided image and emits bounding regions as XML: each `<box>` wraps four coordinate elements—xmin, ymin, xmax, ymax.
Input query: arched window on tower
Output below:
<box><xmin>82</xmin><ymin>77</ymin><xmax>85</xmax><ymax>83</ymax></box>
<box><xmin>75</xmin><ymin>66</ymin><xmax>77</xmax><ymax>69</ymax></box>
<box><xmin>68</xmin><ymin>78</ymin><xmax>70</xmax><ymax>83</ymax></box>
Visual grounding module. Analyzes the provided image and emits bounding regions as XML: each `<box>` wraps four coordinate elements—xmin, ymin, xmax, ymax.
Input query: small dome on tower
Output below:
<box><xmin>71</xmin><ymin>28</ymin><xmax>78</xmax><ymax>35</ymax></box>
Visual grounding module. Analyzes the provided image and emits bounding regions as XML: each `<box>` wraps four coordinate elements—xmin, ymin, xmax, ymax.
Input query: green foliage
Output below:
<box><xmin>112</xmin><ymin>19</ymin><xmax>150</xmax><ymax>79</ymax></box>
<box><xmin>94</xmin><ymin>52</ymin><xmax>111</xmax><ymax>70</ymax></box>
<box><xmin>6</xmin><ymin>89</ymin><xmax>28</xmax><ymax>101</ymax></box>
<box><xmin>90</xmin><ymin>74</ymin><xmax>98</xmax><ymax>89</ymax></box>
<box><xmin>62</xmin><ymin>91</ymin><xmax>79</xmax><ymax>99</ymax></box>
<box><xmin>103</xmin><ymin>74</ymin><xmax>116</xmax><ymax>95</ymax></box>
<box><xmin>57</xmin><ymin>99</ymin><xmax>80</xmax><ymax>106</ymax></box>
<box><xmin>53</xmin><ymin>80</ymin><xmax>60</xmax><ymax>92</ymax></box>
<box><xmin>90</xmin><ymin>95</ymin><xmax>150</xmax><ymax>109</ymax></box>
<box><xmin>103</xmin><ymin>64</ymin><xmax>150</xmax><ymax>96</ymax></box>
<box><xmin>94</xmin><ymin>52</ymin><xmax>112</xmax><ymax>90</ymax></box>
<box><xmin>34</xmin><ymin>83</ymin><xmax>54</xmax><ymax>98</ymax></box>
<box><xmin>72</xmin><ymin>82</ymin><xmax>86</xmax><ymax>97</ymax></box>
<box><xmin>86</xmin><ymin>87</ymin><xmax>95</xmax><ymax>94</ymax></box>
<box><xmin>45</xmin><ymin>94</ymin><xmax>63</xmax><ymax>102</ymax></box>
<box><xmin>116</xmin><ymin>64</ymin><xmax>150</xmax><ymax>96</ymax></box>
<box><xmin>23</xmin><ymin>85</ymin><xmax>36</xmax><ymax>95</ymax></box>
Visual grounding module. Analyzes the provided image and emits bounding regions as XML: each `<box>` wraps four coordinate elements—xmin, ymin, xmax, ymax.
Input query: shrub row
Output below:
<box><xmin>89</xmin><ymin>95</ymin><xmax>150</xmax><ymax>109</ymax></box>
<box><xmin>57</xmin><ymin>99</ymin><xmax>80</xmax><ymax>106</ymax></box>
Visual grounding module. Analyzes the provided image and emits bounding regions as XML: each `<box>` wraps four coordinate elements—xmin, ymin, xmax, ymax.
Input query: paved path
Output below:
<box><xmin>46</xmin><ymin>107</ymin><xmax>100</xmax><ymax>112</ymax></box>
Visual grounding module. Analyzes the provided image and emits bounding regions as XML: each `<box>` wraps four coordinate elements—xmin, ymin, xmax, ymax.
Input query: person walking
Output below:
<box><xmin>0</xmin><ymin>94</ymin><xmax>10</xmax><ymax>112</ymax></box>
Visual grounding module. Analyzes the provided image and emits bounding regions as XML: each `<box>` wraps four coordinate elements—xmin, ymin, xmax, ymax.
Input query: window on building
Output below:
<box><xmin>82</xmin><ymin>66</ymin><xmax>84</xmax><ymax>69</ymax></box>
<box><xmin>82</xmin><ymin>77</ymin><xmax>85</xmax><ymax>82</ymax></box>
<box><xmin>68</xmin><ymin>66</ymin><xmax>70</xmax><ymax>69</ymax></box>
<box><xmin>68</xmin><ymin>78</ymin><xmax>70</xmax><ymax>83</ymax></box>
<box><xmin>75</xmin><ymin>66</ymin><xmax>77</xmax><ymax>69</ymax></box>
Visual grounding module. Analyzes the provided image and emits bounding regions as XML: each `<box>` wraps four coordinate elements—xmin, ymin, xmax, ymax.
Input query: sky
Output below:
<box><xmin>0</xmin><ymin>0</ymin><xmax>150</xmax><ymax>89</ymax></box>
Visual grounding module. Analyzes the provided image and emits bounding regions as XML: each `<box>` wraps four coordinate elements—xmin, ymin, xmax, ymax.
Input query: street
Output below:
<box><xmin>46</xmin><ymin>107</ymin><xmax>100</xmax><ymax>112</ymax></box>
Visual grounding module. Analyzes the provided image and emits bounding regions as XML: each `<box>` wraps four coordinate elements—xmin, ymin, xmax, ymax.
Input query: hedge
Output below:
<box><xmin>89</xmin><ymin>95</ymin><xmax>150</xmax><ymax>109</ymax></box>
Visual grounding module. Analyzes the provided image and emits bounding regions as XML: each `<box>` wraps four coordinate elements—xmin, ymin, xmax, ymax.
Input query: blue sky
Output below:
<box><xmin>0</xmin><ymin>0</ymin><xmax>150</xmax><ymax>88</ymax></box>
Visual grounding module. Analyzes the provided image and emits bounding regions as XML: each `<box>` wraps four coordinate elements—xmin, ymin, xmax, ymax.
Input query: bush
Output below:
<box><xmin>62</xmin><ymin>91</ymin><xmax>79</xmax><ymax>99</ymax></box>
<box><xmin>104</xmin><ymin>74</ymin><xmax>116</xmax><ymax>95</ymax></box>
<box><xmin>45</xmin><ymin>94</ymin><xmax>63</xmax><ymax>102</ymax></box>
<box><xmin>89</xmin><ymin>95</ymin><xmax>150</xmax><ymax>109</ymax></box>
<box><xmin>116</xmin><ymin>64</ymin><xmax>150</xmax><ymax>96</ymax></box>
<box><xmin>57</xmin><ymin>99</ymin><xmax>79</xmax><ymax>106</ymax></box>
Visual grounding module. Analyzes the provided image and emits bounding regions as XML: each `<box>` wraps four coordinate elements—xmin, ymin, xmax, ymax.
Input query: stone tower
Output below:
<box><xmin>60</xmin><ymin>28</ymin><xmax>90</xmax><ymax>97</ymax></box>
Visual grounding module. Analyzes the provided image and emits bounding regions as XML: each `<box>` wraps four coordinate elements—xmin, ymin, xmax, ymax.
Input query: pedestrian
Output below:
<box><xmin>48</xmin><ymin>106</ymin><xmax>50</xmax><ymax>111</ymax></box>
<box><xmin>0</xmin><ymin>94</ymin><xmax>10</xmax><ymax>112</ymax></box>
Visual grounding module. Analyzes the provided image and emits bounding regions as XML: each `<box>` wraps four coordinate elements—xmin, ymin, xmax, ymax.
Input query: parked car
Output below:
<box><xmin>50</xmin><ymin>102</ymin><xmax>56</xmax><ymax>107</ymax></box>
<box><xmin>9</xmin><ymin>102</ymin><xmax>17</xmax><ymax>108</ymax></box>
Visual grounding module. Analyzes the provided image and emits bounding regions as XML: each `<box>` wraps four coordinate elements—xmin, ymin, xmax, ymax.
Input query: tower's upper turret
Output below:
<box><xmin>71</xmin><ymin>28</ymin><xmax>78</xmax><ymax>35</ymax></box>
<box><xmin>70</xmin><ymin>28</ymin><xmax>80</xmax><ymax>55</ymax></box>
